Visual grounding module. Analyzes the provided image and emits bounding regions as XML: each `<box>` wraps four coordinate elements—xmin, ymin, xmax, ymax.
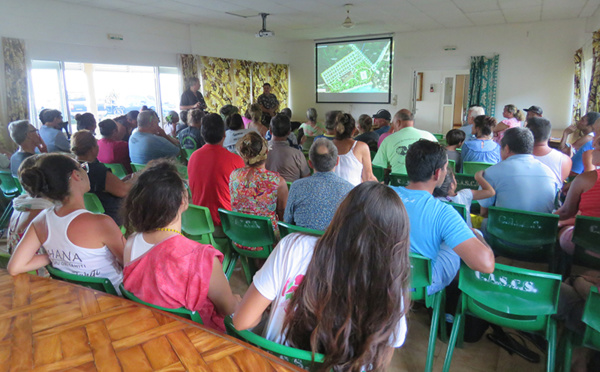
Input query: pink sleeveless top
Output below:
<box><xmin>580</xmin><ymin>169</ymin><xmax>600</xmax><ymax>218</ymax></box>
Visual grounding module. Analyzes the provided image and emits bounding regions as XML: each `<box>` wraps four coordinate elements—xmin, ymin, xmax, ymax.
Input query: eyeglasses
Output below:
<box><xmin>79</xmin><ymin>162</ymin><xmax>89</xmax><ymax>173</ymax></box>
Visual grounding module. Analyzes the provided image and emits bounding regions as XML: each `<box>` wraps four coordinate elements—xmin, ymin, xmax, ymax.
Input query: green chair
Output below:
<box><xmin>119</xmin><ymin>284</ymin><xmax>203</xmax><ymax>324</ymax></box>
<box><xmin>389</xmin><ymin>172</ymin><xmax>409</xmax><ymax>187</ymax></box>
<box><xmin>302</xmin><ymin>136</ymin><xmax>315</xmax><ymax>152</ymax></box>
<box><xmin>433</xmin><ymin>133</ymin><xmax>444</xmax><ymax>141</ymax></box>
<box><xmin>83</xmin><ymin>193</ymin><xmax>105</xmax><ymax>214</ymax></box>
<box><xmin>224</xmin><ymin>317</ymin><xmax>324</xmax><ymax>370</ymax></box>
<box><xmin>130</xmin><ymin>163</ymin><xmax>146</xmax><ymax>172</ymax></box>
<box><xmin>184</xmin><ymin>148</ymin><xmax>195</xmax><ymax>160</ymax></box>
<box><xmin>558</xmin><ymin>287</ymin><xmax>600</xmax><ymax>372</ymax></box>
<box><xmin>410</xmin><ymin>253</ymin><xmax>447</xmax><ymax>372</ymax></box>
<box><xmin>218</xmin><ymin>209</ymin><xmax>276</xmax><ymax>284</ymax></box>
<box><xmin>442</xmin><ymin>263</ymin><xmax>561</xmax><ymax>372</ymax></box>
<box><xmin>563</xmin><ymin>215</ymin><xmax>600</xmax><ymax>275</ymax></box>
<box><xmin>176</xmin><ymin>164</ymin><xmax>188</xmax><ymax>180</ymax></box>
<box><xmin>0</xmin><ymin>253</ymin><xmax>37</xmax><ymax>274</ymax></box>
<box><xmin>372</xmin><ymin>164</ymin><xmax>385</xmax><ymax>183</ymax></box>
<box><xmin>104</xmin><ymin>163</ymin><xmax>128</xmax><ymax>179</ymax></box>
<box><xmin>277</xmin><ymin>221</ymin><xmax>324</xmax><ymax>239</ymax></box>
<box><xmin>12</xmin><ymin>175</ymin><xmax>24</xmax><ymax>195</ymax></box>
<box><xmin>443</xmin><ymin>201</ymin><xmax>468</xmax><ymax>222</ymax></box>
<box><xmin>462</xmin><ymin>161</ymin><xmax>493</xmax><ymax>175</ymax></box>
<box><xmin>286</xmin><ymin>181</ymin><xmax>292</xmax><ymax>190</ymax></box>
<box><xmin>181</xmin><ymin>204</ymin><xmax>236</xmax><ymax>278</ymax></box>
<box><xmin>486</xmin><ymin>206</ymin><xmax>560</xmax><ymax>272</ymax></box>
<box><xmin>454</xmin><ymin>173</ymin><xmax>479</xmax><ymax>191</ymax></box>
<box><xmin>46</xmin><ymin>265</ymin><xmax>118</xmax><ymax>296</ymax></box>
<box><xmin>447</xmin><ymin>159</ymin><xmax>456</xmax><ymax>173</ymax></box>
<box><xmin>0</xmin><ymin>171</ymin><xmax>21</xmax><ymax>228</ymax></box>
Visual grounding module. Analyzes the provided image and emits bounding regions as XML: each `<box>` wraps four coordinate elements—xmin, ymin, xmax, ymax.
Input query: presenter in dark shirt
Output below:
<box><xmin>257</xmin><ymin>82</ymin><xmax>279</xmax><ymax>127</ymax></box>
<box><xmin>180</xmin><ymin>77</ymin><xmax>207</xmax><ymax>111</ymax></box>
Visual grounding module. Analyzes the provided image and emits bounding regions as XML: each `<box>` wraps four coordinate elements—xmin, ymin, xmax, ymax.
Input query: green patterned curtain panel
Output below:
<box><xmin>232</xmin><ymin>60</ymin><xmax>253</xmax><ymax>112</ymax></box>
<box><xmin>468</xmin><ymin>55</ymin><xmax>499</xmax><ymax>117</ymax></box>
<box><xmin>572</xmin><ymin>48</ymin><xmax>584</xmax><ymax>123</ymax></box>
<box><xmin>252</xmin><ymin>62</ymin><xmax>289</xmax><ymax>109</ymax></box>
<box><xmin>587</xmin><ymin>31</ymin><xmax>600</xmax><ymax>112</ymax></box>
<box><xmin>200</xmin><ymin>56</ymin><xmax>233</xmax><ymax>113</ymax></box>
<box><xmin>2</xmin><ymin>37</ymin><xmax>28</xmax><ymax>151</ymax></box>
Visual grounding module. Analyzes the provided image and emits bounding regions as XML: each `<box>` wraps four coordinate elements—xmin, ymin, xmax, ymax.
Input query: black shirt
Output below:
<box><xmin>355</xmin><ymin>131</ymin><xmax>380</xmax><ymax>153</ymax></box>
<box><xmin>180</xmin><ymin>89</ymin><xmax>207</xmax><ymax>110</ymax></box>
<box><xmin>177</xmin><ymin>126</ymin><xmax>205</xmax><ymax>150</ymax></box>
<box><xmin>87</xmin><ymin>160</ymin><xmax>123</xmax><ymax>225</ymax></box>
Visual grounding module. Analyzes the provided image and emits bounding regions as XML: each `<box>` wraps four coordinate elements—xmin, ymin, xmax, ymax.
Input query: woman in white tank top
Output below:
<box><xmin>8</xmin><ymin>154</ymin><xmax>125</xmax><ymax>290</ymax></box>
<box><xmin>332</xmin><ymin>112</ymin><xmax>377</xmax><ymax>186</ymax></box>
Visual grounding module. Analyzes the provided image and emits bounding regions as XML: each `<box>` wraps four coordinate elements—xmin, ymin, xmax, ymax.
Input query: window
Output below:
<box><xmin>30</xmin><ymin>60</ymin><xmax>67</xmax><ymax>125</ymax></box>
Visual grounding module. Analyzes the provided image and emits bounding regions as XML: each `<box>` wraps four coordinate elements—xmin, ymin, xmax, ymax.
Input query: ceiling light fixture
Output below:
<box><xmin>342</xmin><ymin>4</ymin><xmax>355</xmax><ymax>29</ymax></box>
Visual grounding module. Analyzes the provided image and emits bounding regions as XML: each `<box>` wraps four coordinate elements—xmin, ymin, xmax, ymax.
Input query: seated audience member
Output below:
<box><xmin>494</xmin><ymin>104</ymin><xmax>524</xmax><ymax>144</ymax></box>
<box><xmin>97</xmin><ymin>119</ymin><xmax>132</xmax><ymax>173</ymax></box>
<box><xmin>38</xmin><ymin>109</ymin><xmax>70</xmax><ymax>153</ymax></box>
<box><xmin>459</xmin><ymin>106</ymin><xmax>484</xmax><ymax>140</ymax></box>
<box><xmin>72</xmin><ymin>130</ymin><xmax>131</xmax><ymax>225</ymax></box>
<box><xmin>248</xmin><ymin>103</ymin><xmax>268</xmax><ymax>138</ymax></box>
<box><xmin>284</xmin><ymin>138</ymin><xmax>353</xmax><ymax>231</ymax></box>
<box><xmin>75</xmin><ymin>112</ymin><xmax>97</xmax><ymax>133</ymax></box>
<box><xmin>165</xmin><ymin>110</ymin><xmax>179</xmax><ymax>137</ymax></box>
<box><xmin>527</xmin><ymin>117</ymin><xmax>572</xmax><ymax>185</ymax></box>
<box><xmin>278</xmin><ymin>108</ymin><xmax>299</xmax><ymax>147</ymax></box>
<box><xmin>8</xmin><ymin>120</ymin><xmax>47</xmax><ymax>176</ymax></box>
<box><xmin>242</xmin><ymin>105</ymin><xmax>253</xmax><ymax>128</ymax></box>
<box><xmin>188</xmin><ymin>114</ymin><xmax>245</xmax><ymax>236</ymax></box>
<box><xmin>7</xmin><ymin>156</ymin><xmax>55</xmax><ymax>254</ymax></box>
<box><xmin>299</xmin><ymin>107</ymin><xmax>324</xmax><ymax>139</ymax></box>
<box><xmin>7</xmin><ymin>154</ymin><xmax>125</xmax><ymax>290</ymax></box>
<box><xmin>372</xmin><ymin>109</ymin><xmax>392</xmax><ymax>135</ymax></box>
<box><xmin>354</xmin><ymin>114</ymin><xmax>379</xmax><ymax>152</ymax></box>
<box><xmin>266</xmin><ymin>114</ymin><xmax>310</xmax><ymax>182</ymax></box>
<box><xmin>126</xmin><ymin>110</ymin><xmax>139</xmax><ymax>133</ymax></box>
<box><xmin>332</xmin><ymin>112</ymin><xmax>376</xmax><ymax>186</ymax></box>
<box><xmin>230</xmin><ymin>132</ymin><xmax>288</xmax><ymax>240</ymax></box>
<box><xmin>390</xmin><ymin>139</ymin><xmax>494</xmax><ymax>294</ymax></box>
<box><xmin>479</xmin><ymin>127</ymin><xmax>560</xmax><ymax>216</ymax></box>
<box><xmin>122</xmin><ymin>161</ymin><xmax>240</xmax><ymax>332</ymax></box>
<box><xmin>129</xmin><ymin>110</ymin><xmax>180</xmax><ymax>164</ymax></box>
<box><xmin>433</xmin><ymin>169</ymin><xmax>495</xmax><ymax>227</ymax></box>
<box><xmin>378</xmin><ymin>109</ymin><xmax>413</xmax><ymax>148</ymax></box>
<box><xmin>558</xmin><ymin>112</ymin><xmax>600</xmax><ymax>176</ymax></box>
<box><xmin>524</xmin><ymin>105</ymin><xmax>543</xmax><ymax>120</ymax></box>
<box><xmin>177</xmin><ymin>110</ymin><xmax>189</xmax><ymax>134</ymax></box>
<box><xmin>233</xmin><ymin>182</ymin><xmax>410</xmax><ymax>371</ymax></box>
<box><xmin>373</xmin><ymin>109</ymin><xmax>437</xmax><ymax>174</ymax></box>
<box><xmin>461</xmin><ymin>115</ymin><xmax>501</xmax><ymax>164</ymax></box>
<box><xmin>223</xmin><ymin>114</ymin><xmax>252</xmax><ymax>153</ymax></box>
<box><xmin>445</xmin><ymin>129</ymin><xmax>465</xmax><ymax>173</ymax></box>
<box><xmin>314</xmin><ymin>110</ymin><xmax>341</xmax><ymax>140</ymax></box>
<box><xmin>113</xmin><ymin>115</ymin><xmax>130</xmax><ymax>141</ymax></box>
<box><xmin>555</xmin><ymin>148</ymin><xmax>600</xmax><ymax>255</ymax></box>
<box><xmin>177</xmin><ymin>109</ymin><xmax>205</xmax><ymax>151</ymax></box>
<box><xmin>220</xmin><ymin>105</ymin><xmax>239</xmax><ymax>123</ymax></box>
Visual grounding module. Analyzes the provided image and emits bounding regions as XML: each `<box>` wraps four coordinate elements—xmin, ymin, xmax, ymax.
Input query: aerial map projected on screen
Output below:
<box><xmin>316</xmin><ymin>37</ymin><xmax>392</xmax><ymax>103</ymax></box>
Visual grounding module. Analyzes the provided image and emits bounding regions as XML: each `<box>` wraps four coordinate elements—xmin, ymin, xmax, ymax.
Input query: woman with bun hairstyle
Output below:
<box><xmin>122</xmin><ymin>161</ymin><xmax>240</xmax><ymax>332</ymax></box>
<box><xmin>332</xmin><ymin>112</ymin><xmax>376</xmax><ymax>186</ymax></box>
<box><xmin>230</xmin><ymin>131</ymin><xmax>288</xmax><ymax>242</ymax></box>
<box><xmin>461</xmin><ymin>115</ymin><xmax>502</xmax><ymax>164</ymax></box>
<box><xmin>233</xmin><ymin>182</ymin><xmax>411</xmax><ymax>372</ymax></box>
<box><xmin>493</xmin><ymin>104</ymin><xmax>524</xmax><ymax>144</ymax></box>
<box><xmin>75</xmin><ymin>112</ymin><xmax>97</xmax><ymax>133</ymax></box>
<box><xmin>7</xmin><ymin>153</ymin><xmax>125</xmax><ymax>290</ymax></box>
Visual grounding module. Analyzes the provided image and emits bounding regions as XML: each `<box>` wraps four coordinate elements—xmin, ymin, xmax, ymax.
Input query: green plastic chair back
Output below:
<box><xmin>372</xmin><ymin>164</ymin><xmax>385</xmax><ymax>183</ymax></box>
<box><xmin>119</xmin><ymin>284</ymin><xmax>203</xmax><ymax>324</ymax></box>
<box><xmin>447</xmin><ymin>159</ymin><xmax>456</xmax><ymax>173</ymax></box>
<box><xmin>218</xmin><ymin>208</ymin><xmax>276</xmax><ymax>283</ymax></box>
<box><xmin>389</xmin><ymin>172</ymin><xmax>409</xmax><ymax>187</ymax></box>
<box><xmin>46</xmin><ymin>265</ymin><xmax>118</xmax><ymax>296</ymax></box>
<box><xmin>443</xmin><ymin>201</ymin><xmax>468</xmax><ymax>222</ymax></box>
<box><xmin>184</xmin><ymin>148</ymin><xmax>195</xmax><ymax>160</ymax></box>
<box><xmin>83</xmin><ymin>193</ymin><xmax>105</xmax><ymax>214</ymax></box>
<box><xmin>582</xmin><ymin>287</ymin><xmax>600</xmax><ymax>350</ymax></box>
<box><xmin>224</xmin><ymin>317</ymin><xmax>325</xmax><ymax>370</ymax></box>
<box><xmin>486</xmin><ymin>206</ymin><xmax>559</xmax><ymax>270</ymax></box>
<box><xmin>442</xmin><ymin>263</ymin><xmax>561</xmax><ymax>372</ymax></box>
<box><xmin>454</xmin><ymin>173</ymin><xmax>479</xmax><ymax>191</ymax></box>
<box><xmin>0</xmin><ymin>171</ymin><xmax>21</xmax><ymax>197</ymax></box>
<box><xmin>12</xmin><ymin>176</ymin><xmax>24</xmax><ymax>195</ymax></box>
<box><xmin>176</xmin><ymin>164</ymin><xmax>188</xmax><ymax>180</ymax></box>
<box><xmin>182</xmin><ymin>204</ymin><xmax>236</xmax><ymax>278</ymax></box>
<box><xmin>433</xmin><ymin>133</ymin><xmax>444</xmax><ymax>141</ymax></box>
<box><xmin>130</xmin><ymin>163</ymin><xmax>146</xmax><ymax>172</ymax></box>
<box><xmin>571</xmin><ymin>215</ymin><xmax>600</xmax><ymax>271</ymax></box>
<box><xmin>462</xmin><ymin>161</ymin><xmax>493</xmax><ymax>175</ymax></box>
<box><xmin>277</xmin><ymin>222</ymin><xmax>324</xmax><ymax>239</ymax></box>
<box><xmin>286</xmin><ymin>181</ymin><xmax>292</xmax><ymax>190</ymax></box>
<box><xmin>103</xmin><ymin>163</ymin><xmax>128</xmax><ymax>179</ymax></box>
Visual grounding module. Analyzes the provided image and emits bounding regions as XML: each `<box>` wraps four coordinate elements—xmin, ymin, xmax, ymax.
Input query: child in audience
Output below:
<box><xmin>445</xmin><ymin>129</ymin><xmax>465</xmax><ymax>173</ymax></box>
<box><xmin>233</xmin><ymin>182</ymin><xmax>410</xmax><ymax>371</ymax></box>
<box><xmin>122</xmin><ymin>161</ymin><xmax>240</xmax><ymax>332</ymax></box>
<box><xmin>8</xmin><ymin>153</ymin><xmax>125</xmax><ymax>290</ymax></box>
<box><xmin>433</xmin><ymin>168</ymin><xmax>495</xmax><ymax>227</ymax></box>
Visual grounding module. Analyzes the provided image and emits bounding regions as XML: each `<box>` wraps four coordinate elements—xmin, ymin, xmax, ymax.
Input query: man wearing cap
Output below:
<box><xmin>373</xmin><ymin>109</ymin><xmax>437</xmax><ymax>174</ymax></box>
<box><xmin>373</xmin><ymin>109</ymin><xmax>392</xmax><ymax>135</ymax></box>
<box><xmin>524</xmin><ymin>105</ymin><xmax>543</xmax><ymax>120</ymax></box>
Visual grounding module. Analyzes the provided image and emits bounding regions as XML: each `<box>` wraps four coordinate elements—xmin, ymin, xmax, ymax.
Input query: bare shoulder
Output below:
<box><xmin>71</xmin><ymin>212</ymin><xmax>117</xmax><ymax>232</ymax></box>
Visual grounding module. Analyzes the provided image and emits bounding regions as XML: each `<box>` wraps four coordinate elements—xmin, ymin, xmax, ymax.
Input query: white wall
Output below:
<box><xmin>289</xmin><ymin>18</ymin><xmax>587</xmax><ymax>133</ymax></box>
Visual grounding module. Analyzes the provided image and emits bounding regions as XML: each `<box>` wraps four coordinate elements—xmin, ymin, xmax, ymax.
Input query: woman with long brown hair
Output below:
<box><xmin>233</xmin><ymin>182</ymin><xmax>411</xmax><ymax>371</ymax></box>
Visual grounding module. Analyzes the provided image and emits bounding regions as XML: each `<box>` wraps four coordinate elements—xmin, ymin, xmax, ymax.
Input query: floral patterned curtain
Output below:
<box><xmin>2</xmin><ymin>37</ymin><xmax>28</xmax><ymax>151</ymax></box>
<box><xmin>200</xmin><ymin>57</ymin><xmax>233</xmax><ymax>113</ymax></box>
<box><xmin>467</xmin><ymin>55</ymin><xmax>499</xmax><ymax>117</ymax></box>
<box><xmin>587</xmin><ymin>31</ymin><xmax>600</xmax><ymax>112</ymax></box>
<box><xmin>178</xmin><ymin>54</ymin><xmax>199</xmax><ymax>93</ymax></box>
<box><xmin>572</xmin><ymin>48</ymin><xmax>584</xmax><ymax>123</ymax></box>
<box><xmin>252</xmin><ymin>62</ymin><xmax>289</xmax><ymax>109</ymax></box>
<box><xmin>232</xmin><ymin>59</ymin><xmax>253</xmax><ymax>112</ymax></box>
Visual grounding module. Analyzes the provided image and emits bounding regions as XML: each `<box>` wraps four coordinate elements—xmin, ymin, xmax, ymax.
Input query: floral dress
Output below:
<box><xmin>229</xmin><ymin>167</ymin><xmax>281</xmax><ymax>250</ymax></box>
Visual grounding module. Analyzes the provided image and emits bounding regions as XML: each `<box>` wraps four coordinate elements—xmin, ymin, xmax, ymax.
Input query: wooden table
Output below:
<box><xmin>0</xmin><ymin>270</ymin><xmax>301</xmax><ymax>371</ymax></box>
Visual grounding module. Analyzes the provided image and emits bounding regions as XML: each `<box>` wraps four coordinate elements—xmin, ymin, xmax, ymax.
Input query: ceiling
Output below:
<box><xmin>56</xmin><ymin>0</ymin><xmax>600</xmax><ymax>40</ymax></box>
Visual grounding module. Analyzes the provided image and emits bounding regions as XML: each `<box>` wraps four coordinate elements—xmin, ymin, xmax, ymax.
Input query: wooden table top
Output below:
<box><xmin>0</xmin><ymin>269</ymin><xmax>301</xmax><ymax>372</ymax></box>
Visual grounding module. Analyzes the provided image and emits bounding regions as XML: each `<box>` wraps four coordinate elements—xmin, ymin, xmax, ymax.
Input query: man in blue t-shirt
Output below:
<box><xmin>129</xmin><ymin>110</ymin><xmax>180</xmax><ymax>164</ymax></box>
<box><xmin>390</xmin><ymin>139</ymin><xmax>495</xmax><ymax>294</ymax></box>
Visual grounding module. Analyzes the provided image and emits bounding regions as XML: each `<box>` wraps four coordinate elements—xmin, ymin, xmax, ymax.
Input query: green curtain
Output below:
<box><xmin>587</xmin><ymin>30</ymin><xmax>600</xmax><ymax>112</ymax></box>
<box><xmin>468</xmin><ymin>55</ymin><xmax>499</xmax><ymax>117</ymax></box>
<box><xmin>2</xmin><ymin>37</ymin><xmax>28</xmax><ymax>152</ymax></box>
<box><xmin>572</xmin><ymin>48</ymin><xmax>584</xmax><ymax>123</ymax></box>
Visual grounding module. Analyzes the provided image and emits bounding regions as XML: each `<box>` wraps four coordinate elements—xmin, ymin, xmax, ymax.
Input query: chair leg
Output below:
<box><xmin>438</xmin><ymin>289</ymin><xmax>448</xmax><ymax>343</ymax></box>
<box><xmin>224</xmin><ymin>253</ymin><xmax>238</xmax><ymax>279</ymax></box>
<box><xmin>0</xmin><ymin>203</ymin><xmax>14</xmax><ymax>230</ymax></box>
<box><xmin>546</xmin><ymin>320</ymin><xmax>557</xmax><ymax>372</ymax></box>
<box><xmin>426</xmin><ymin>292</ymin><xmax>442</xmax><ymax>372</ymax></box>
<box><xmin>442</xmin><ymin>312</ymin><xmax>464</xmax><ymax>372</ymax></box>
<box><xmin>557</xmin><ymin>330</ymin><xmax>573</xmax><ymax>372</ymax></box>
<box><xmin>240</xmin><ymin>256</ymin><xmax>253</xmax><ymax>285</ymax></box>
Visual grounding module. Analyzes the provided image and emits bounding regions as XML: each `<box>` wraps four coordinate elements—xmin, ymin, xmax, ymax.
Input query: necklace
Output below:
<box><xmin>155</xmin><ymin>227</ymin><xmax>182</xmax><ymax>235</ymax></box>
